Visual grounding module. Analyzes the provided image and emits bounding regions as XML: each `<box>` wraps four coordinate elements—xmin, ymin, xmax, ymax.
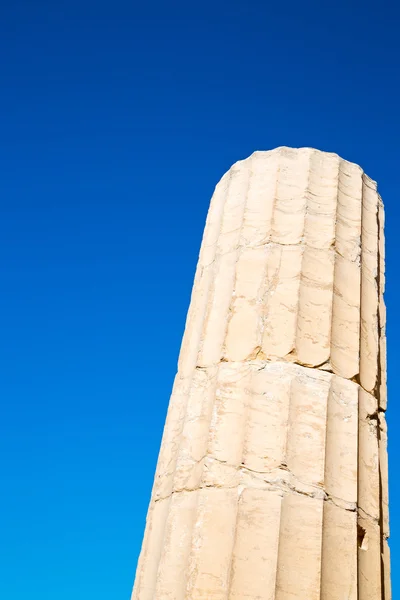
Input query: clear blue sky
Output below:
<box><xmin>0</xmin><ymin>1</ymin><xmax>398</xmax><ymax>598</ymax></box>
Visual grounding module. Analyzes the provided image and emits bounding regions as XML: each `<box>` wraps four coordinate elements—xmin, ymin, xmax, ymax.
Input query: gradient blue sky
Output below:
<box><xmin>1</xmin><ymin>1</ymin><xmax>399</xmax><ymax>598</ymax></box>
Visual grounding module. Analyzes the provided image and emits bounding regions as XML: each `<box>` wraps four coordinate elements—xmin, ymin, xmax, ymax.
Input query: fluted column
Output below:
<box><xmin>131</xmin><ymin>147</ymin><xmax>390</xmax><ymax>600</ymax></box>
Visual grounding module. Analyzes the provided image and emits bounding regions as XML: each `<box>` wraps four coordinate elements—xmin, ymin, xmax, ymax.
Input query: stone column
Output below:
<box><xmin>131</xmin><ymin>147</ymin><xmax>390</xmax><ymax>600</ymax></box>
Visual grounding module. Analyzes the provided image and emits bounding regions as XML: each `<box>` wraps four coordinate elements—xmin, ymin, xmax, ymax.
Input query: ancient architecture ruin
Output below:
<box><xmin>131</xmin><ymin>147</ymin><xmax>390</xmax><ymax>599</ymax></box>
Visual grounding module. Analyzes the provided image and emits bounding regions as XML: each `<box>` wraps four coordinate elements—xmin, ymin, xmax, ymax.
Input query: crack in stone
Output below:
<box><xmin>189</xmin><ymin>356</ymin><xmax>386</xmax><ymax>409</ymax></box>
<box><xmin>154</xmin><ymin>455</ymin><xmax>360</xmax><ymax>514</ymax></box>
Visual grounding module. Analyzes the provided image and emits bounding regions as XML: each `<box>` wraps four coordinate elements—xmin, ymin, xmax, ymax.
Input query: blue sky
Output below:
<box><xmin>0</xmin><ymin>1</ymin><xmax>399</xmax><ymax>598</ymax></box>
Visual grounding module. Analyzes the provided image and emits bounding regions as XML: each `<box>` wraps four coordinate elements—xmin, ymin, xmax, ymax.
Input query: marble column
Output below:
<box><xmin>131</xmin><ymin>147</ymin><xmax>390</xmax><ymax>600</ymax></box>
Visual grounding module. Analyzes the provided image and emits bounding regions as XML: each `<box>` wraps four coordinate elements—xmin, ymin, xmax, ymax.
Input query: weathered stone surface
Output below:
<box><xmin>131</xmin><ymin>147</ymin><xmax>389</xmax><ymax>599</ymax></box>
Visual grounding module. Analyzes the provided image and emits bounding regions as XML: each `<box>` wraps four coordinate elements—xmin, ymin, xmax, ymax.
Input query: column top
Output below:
<box><xmin>221</xmin><ymin>147</ymin><xmax>378</xmax><ymax>191</ymax></box>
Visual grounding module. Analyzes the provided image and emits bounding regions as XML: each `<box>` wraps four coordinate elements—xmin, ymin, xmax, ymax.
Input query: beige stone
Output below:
<box><xmin>131</xmin><ymin>148</ymin><xmax>390</xmax><ymax>599</ymax></box>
